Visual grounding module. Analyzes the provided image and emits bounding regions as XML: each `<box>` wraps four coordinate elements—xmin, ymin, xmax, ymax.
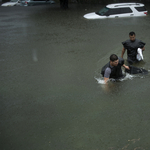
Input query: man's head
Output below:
<box><xmin>110</xmin><ymin>54</ymin><xmax>119</xmax><ymax>66</ymax></box>
<box><xmin>129</xmin><ymin>31</ymin><xmax>136</xmax><ymax>41</ymax></box>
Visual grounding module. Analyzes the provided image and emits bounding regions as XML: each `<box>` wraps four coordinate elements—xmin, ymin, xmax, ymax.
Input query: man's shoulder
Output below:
<box><xmin>118</xmin><ymin>57</ymin><xmax>124</xmax><ymax>61</ymax></box>
<box><xmin>122</xmin><ymin>39</ymin><xmax>142</xmax><ymax>47</ymax></box>
<box><xmin>122</xmin><ymin>39</ymin><xmax>130</xmax><ymax>45</ymax></box>
<box><xmin>104</xmin><ymin>67</ymin><xmax>111</xmax><ymax>75</ymax></box>
<box><xmin>105</xmin><ymin>67</ymin><xmax>111</xmax><ymax>72</ymax></box>
<box><xmin>123</xmin><ymin>39</ymin><xmax>131</xmax><ymax>43</ymax></box>
<box><xmin>135</xmin><ymin>38</ymin><xmax>141</xmax><ymax>42</ymax></box>
<box><xmin>101</xmin><ymin>63</ymin><xmax>111</xmax><ymax>76</ymax></box>
<box><xmin>118</xmin><ymin>57</ymin><xmax>124</xmax><ymax>65</ymax></box>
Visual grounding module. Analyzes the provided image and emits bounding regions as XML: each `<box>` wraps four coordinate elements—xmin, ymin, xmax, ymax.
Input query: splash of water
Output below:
<box><xmin>95</xmin><ymin>77</ymin><xmax>106</xmax><ymax>84</ymax></box>
<box><xmin>95</xmin><ymin>73</ymin><xmax>136</xmax><ymax>85</ymax></box>
<box><xmin>32</xmin><ymin>49</ymin><xmax>38</xmax><ymax>62</ymax></box>
<box><xmin>119</xmin><ymin>73</ymin><xmax>135</xmax><ymax>81</ymax></box>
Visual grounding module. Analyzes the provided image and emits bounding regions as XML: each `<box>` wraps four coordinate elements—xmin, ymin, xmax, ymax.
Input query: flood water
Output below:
<box><xmin>1</xmin><ymin>3</ymin><xmax>150</xmax><ymax>150</ymax></box>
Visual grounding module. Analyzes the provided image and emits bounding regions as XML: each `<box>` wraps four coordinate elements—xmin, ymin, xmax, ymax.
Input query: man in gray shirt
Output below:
<box><xmin>101</xmin><ymin>54</ymin><xmax>129</xmax><ymax>83</ymax></box>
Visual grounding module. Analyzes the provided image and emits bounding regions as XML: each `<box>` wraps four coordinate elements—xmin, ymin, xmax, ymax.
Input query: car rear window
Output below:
<box><xmin>135</xmin><ymin>6</ymin><xmax>147</xmax><ymax>12</ymax></box>
<box><xmin>105</xmin><ymin>7</ymin><xmax>132</xmax><ymax>15</ymax></box>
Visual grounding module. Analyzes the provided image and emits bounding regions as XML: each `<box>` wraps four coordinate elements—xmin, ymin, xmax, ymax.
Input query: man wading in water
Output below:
<box><xmin>121</xmin><ymin>31</ymin><xmax>146</xmax><ymax>64</ymax></box>
<box><xmin>101</xmin><ymin>54</ymin><xmax>130</xmax><ymax>83</ymax></box>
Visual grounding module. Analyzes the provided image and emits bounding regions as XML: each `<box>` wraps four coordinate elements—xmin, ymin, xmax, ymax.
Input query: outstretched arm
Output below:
<box><xmin>121</xmin><ymin>47</ymin><xmax>126</xmax><ymax>58</ymax></box>
<box><xmin>123</xmin><ymin>64</ymin><xmax>130</xmax><ymax>70</ymax></box>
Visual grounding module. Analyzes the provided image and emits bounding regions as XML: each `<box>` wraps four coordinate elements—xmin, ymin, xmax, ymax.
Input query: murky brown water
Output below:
<box><xmin>0</xmin><ymin>3</ymin><xmax>150</xmax><ymax>150</ymax></box>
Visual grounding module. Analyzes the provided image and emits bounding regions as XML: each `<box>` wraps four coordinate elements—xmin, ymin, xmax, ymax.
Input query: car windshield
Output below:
<box><xmin>10</xmin><ymin>0</ymin><xmax>18</xmax><ymax>2</ymax></box>
<box><xmin>96</xmin><ymin>7</ymin><xmax>109</xmax><ymax>16</ymax></box>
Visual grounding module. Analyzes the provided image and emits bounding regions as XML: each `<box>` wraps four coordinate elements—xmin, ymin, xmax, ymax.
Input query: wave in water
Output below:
<box><xmin>95</xmin><ymin>73</ymin><xmax>136</xmax><ymax>85</ymax></box>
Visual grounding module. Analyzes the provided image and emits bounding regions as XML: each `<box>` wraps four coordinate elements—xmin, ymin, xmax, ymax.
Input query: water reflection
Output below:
<box><xmin>32</xmin><ymin>49</ymin><xmax>38</xmax><ymax>62</ymax></box>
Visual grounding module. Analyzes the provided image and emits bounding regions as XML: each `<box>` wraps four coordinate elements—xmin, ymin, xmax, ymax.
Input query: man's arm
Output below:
<box><xmin>103</xmin><ymin>68</ymin><xmax>111</xmax><ymax>84</ymax></box>
<box><xmin>121</xmin><ymin>47</ymin><xmax>126</xmax><ymax>58</ymax></box>
<box><xmin>123</xmin><ymin>64</ymin><xmax>130</xmax><ymax>70</ymax></box>
<box><xmin>104</xmin><ymin>77</ymin><xmax>109</xmax><ymax>84</ymax></box>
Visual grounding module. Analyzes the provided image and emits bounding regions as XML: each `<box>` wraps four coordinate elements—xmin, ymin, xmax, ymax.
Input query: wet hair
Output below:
<box><xmin>110</xmin><ymin>54</ymin><xmax>118</xmax><ymax>62</ymax></box>
<box><xmin>129</xmin><ymin>31</ymin><xmax>135</xmax><ymax>36</ymax></box>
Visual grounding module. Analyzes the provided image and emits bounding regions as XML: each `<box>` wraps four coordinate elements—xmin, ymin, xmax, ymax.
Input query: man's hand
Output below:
<box><xmin>142</xmin><ymin>47</ymin><xmax>145</xmax><ymax>51</ymax></box>
<box><xmin>123</xmin><ymin>65</ymin><xmax>130</xmax><ymax>70</ymax></box>
<box><xmin>104</xmin><ymin>77</ymin><xmax>109</xmax><ymax>84</ymax></box>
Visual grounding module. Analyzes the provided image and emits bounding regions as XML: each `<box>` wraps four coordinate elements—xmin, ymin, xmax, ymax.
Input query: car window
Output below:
<box><xmin>135</xmin><ymin>6</ymin><xmax>147</xmax><ymax>12</ymax></box>
<box><xmin>105</xmin><ymin>8</ymin><xmax>120</xmax><ymax>15</ymax></box>
<box><xmin>120</xmin><ymin>8</ymin><xmax>133</xmax><ymax>13</ymax></box>
<box><xmin>96</xmin><ymin>7</ymin><xmax>109</xmax><ymax>16</ymax></box>
<box><xmin>105</xmin><ymin>7</ymin><xmax>132</xmax><ymax>16</ymax></box>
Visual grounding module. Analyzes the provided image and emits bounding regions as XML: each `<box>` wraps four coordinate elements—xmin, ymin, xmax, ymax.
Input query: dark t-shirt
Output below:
<box><xmin>122</xmin><ymin>39</ymin><xmax>145</xmax><ymax>61</ymax></box>
<box><xmin>102</xmin><ymin>57</ymin><xmax>124</xmax><ymax>79</ymax></box>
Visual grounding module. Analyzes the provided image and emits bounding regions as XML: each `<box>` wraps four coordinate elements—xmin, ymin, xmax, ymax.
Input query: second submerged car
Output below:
<box><xmin>21</xmin><ymin>0</ymin><xmax>55</xmax><ymax>6</ymax></box>
<box><xmin>84</xmin><ymin>3</ymin><xmax>148</xmax><ymax>19</ymax></box>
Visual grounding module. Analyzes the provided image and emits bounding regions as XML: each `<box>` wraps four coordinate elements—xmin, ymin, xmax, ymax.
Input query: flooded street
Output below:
<box><xmin>1</xmin><ymin>3</ymin><xmax>150</xmax><ymax>150</ymax></box>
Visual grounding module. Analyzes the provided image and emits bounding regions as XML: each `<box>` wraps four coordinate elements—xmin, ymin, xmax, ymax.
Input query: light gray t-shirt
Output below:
<box><xmin>104</xmin><ymin>65</ymin><xmax>113</xmax><ymax>78</ymax></box>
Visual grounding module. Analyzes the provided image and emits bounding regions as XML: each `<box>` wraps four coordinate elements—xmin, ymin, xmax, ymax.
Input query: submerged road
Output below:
<box><xmin>1</xmin><ymin>3</ymin><xmax>150</xmax><ymax>150</ymax></box>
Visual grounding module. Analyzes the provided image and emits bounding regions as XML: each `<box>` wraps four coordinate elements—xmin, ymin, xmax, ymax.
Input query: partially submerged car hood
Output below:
<box><xmin>83</xmin><ymin>12</ymin><xmax>104</xmax><ymax>19</ymax></box>
<box><xmin>1</xmin><ymin>2</ymin><xmax>17</xmax><ymax>6</ymax></box>
<box><xmin>84</xmin><ymin>12</ymin><xmax>97</xmax><ymax>19</ymax></box>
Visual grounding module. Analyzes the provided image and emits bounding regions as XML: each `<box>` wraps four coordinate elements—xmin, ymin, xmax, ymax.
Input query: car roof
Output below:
<box><xmin>106</xmin><ymin>3</ymin><xmax>145</xmax><ymax>8</ymax></box>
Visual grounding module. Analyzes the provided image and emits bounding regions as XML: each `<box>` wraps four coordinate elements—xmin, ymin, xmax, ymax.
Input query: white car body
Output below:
<box><xmin>1</xmin><ymin>0</ymin><xmax>20</xmax><ymax>6</ymax></box>
<box><xmin>84</xmin><ymin>3</ymin><xmax>148</xmax><ymax>19</ymax></box>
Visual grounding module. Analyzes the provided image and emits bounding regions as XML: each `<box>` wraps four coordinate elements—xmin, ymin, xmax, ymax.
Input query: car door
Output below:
<box><xmin>119</xmin><ymin>7</ymin><xmax>133</xmax><ymax>17</ymax></box>
<box><xmin>104</xmin><ymin>8</ymin><xmax>120</xmax><ymax>18</ymax></box>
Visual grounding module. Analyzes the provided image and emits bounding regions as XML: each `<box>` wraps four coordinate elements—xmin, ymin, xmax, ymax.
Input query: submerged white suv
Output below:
<box><xmin>84</xmin><ymin>3</ymin><xmax>148</xmax><ymax>19</ymax></box>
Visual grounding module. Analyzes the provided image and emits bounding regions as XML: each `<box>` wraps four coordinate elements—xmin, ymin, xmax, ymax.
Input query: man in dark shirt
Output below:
<box><xmin>101</xmin><ymin>54</ymin><xmax>129</xmax><ymax>83</ymax></box>
<box><xmin>121</xmin><ymin>31</ymin><xmax>146</xmax><ymax>64</ymax></box>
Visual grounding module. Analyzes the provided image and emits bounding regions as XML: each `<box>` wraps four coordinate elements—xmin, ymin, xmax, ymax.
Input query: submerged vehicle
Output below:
<box><xmin>1</xmin><ymin>0</ymin><xmax>21</xmax><ymax>6</ymax></box>
<box><xmin>20</xmin><ymin>0</ymin><xmax>55</xmax><ymax>6</ymax></box>
<box><xmin>84</xmin><ymin>3</ymin><xmax>148</xmax><ymax>19</ymax></box>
